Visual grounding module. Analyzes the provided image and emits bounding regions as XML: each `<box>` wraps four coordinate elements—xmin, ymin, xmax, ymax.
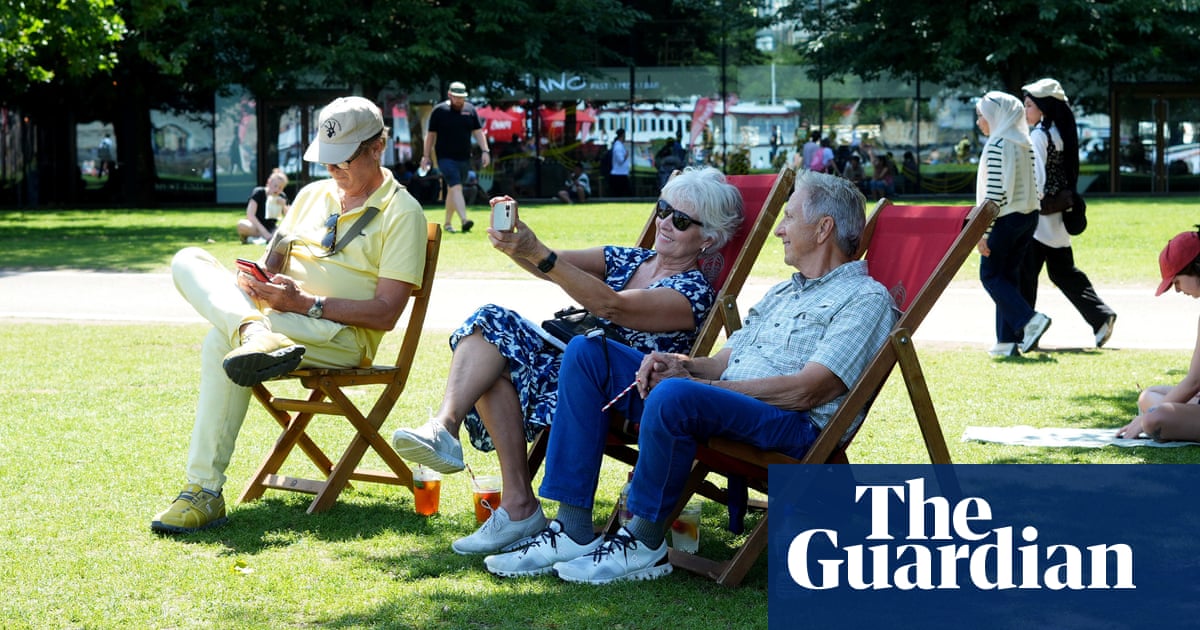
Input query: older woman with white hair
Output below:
<box><xmin>390</xmin><ymin>166</ymin><xmax>744</xmax><ymax>555</ymax></box>
<box><xmin>974</xmin><ymin>90</ymin><xmax>1050</xmax><ymax>358</ymax></box>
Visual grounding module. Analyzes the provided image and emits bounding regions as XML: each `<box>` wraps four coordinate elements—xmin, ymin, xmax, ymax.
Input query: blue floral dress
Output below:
<box><xmin>450</xmin><ymin>246</ymin><xmax>714</xmax><ymax>452</ymax></box>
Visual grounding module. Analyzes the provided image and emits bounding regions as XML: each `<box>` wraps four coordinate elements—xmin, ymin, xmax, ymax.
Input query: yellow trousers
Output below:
<box><xmin>171</xmin><ymin>247</ymin><xmax>367</xmax><ymax>492</ymax></box>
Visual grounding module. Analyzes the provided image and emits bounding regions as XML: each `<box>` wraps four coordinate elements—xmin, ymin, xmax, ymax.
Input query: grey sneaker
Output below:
<box><xmin>553</xmin><ymin>526</ymin><xmax>672</xmax><ymax>585</ymax></box>
<box><xmin>391</xmin><ymin>419</ymin><xmax>465</xmax><ymax>474</ymax></box>
<box><xmin>484</xmin><ymin>519</ymin><xmax>602</xmax><ymax>578</ymax></box>
<box><xmin>1019</xmin><ymin>312</ymin><xmax>1052</xmax><ymax>354</ymax></box>
<box><xmin>1095</xmin><ymin>314</ymin><xmax>1117</xmax><ymax>348</ymax></box>
<box><xmin>452</xmin><ymin>505</ymin><xmax>548</xmax><ymax>555</ymax></box>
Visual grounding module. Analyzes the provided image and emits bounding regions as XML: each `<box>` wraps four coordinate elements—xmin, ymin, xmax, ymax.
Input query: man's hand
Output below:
<box><xmin>976</xmin><ymin>236</ymin><xmax>991</xmax><ymax>257</ymax></box>
<box><xmin>237</xmin><ymin>271</ymin><xmax>306</xmax><ymax>314</ymax></box>
<box><xmin>636</xmin><ymin>351</ymin><xmax>691</xmax><ymax>397</ymax></box>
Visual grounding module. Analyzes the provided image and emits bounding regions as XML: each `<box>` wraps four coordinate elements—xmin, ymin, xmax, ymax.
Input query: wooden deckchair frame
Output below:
<box><xmin>238</xmin><ymin>222</ymin><xmax>442</xmax><ymax>514</ymax></box>
<box><xmin>667</xmin><ymin>199</ymin><xmax>999</xmax><ymax>587</ymax></box>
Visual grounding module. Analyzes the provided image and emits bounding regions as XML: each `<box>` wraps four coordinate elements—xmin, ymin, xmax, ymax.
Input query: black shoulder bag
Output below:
<box><xmin>540</xmin><ymin>306</ymin><xmax>627</xmax><ymax>350</ymax></box>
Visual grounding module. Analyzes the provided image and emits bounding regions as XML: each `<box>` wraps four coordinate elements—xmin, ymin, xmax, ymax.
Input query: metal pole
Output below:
<box><xmin>817</xmin><ymin>0</ymin><xmax>824</xmax><ymax>134</ymax></box>
<box><xmin>720</xmin><ymin>0</ymin><xmax>728</xmax><ymax>172</ymax></box>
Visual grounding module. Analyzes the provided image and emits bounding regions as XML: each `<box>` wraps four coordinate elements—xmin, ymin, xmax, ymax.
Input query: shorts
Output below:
<box><xmin>438</xmin><ymin>158</ymin><xmax>468</xmax><ymax>187</ymax></box>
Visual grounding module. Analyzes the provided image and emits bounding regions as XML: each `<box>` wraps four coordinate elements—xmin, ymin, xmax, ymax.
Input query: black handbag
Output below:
<box><xmin>1038</xmin><ymin>189</ymin><xmax>1074</xmax><ymax>215</ymax></box>
<box><xmin>540</xmin><ymin>306</ymin><xmax>627</xmax><ymax>349</ymax></box>
<box><xmin>1062</xmin><ymin>191</ymin><xmax>1087</xmax><ymax>236</ymax></box>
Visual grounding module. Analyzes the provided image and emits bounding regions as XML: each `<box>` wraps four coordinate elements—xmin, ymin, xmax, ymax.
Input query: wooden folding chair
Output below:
<box><xmin>238</xmin><ymin>222</ymin><xmax>442</xmax><ymax>514</ymax></box>
<box><xmin>667</xmin><ymin>198</ymin><xmax>999</xmax><ymax>587</ymax></box>
<box><xmin>524</xmin><ymin>166</ymin><xmax>797</xmax><ymax>475</ymax></box>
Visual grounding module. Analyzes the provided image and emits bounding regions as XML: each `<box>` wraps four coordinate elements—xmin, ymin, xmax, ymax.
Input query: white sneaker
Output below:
<box><xmin>452</xmin><ymin>505</ymin><xmax>548</xmax><ymax>555</ymax></box>
<box><xmin>1019</xmin><ymin>312</ymin><xmax>1052</xmax><ymax>354</ymax></box>
<box><xmin>553</xmin><ymin>526</ymin><xmax>672</xmax><ymax>585</ymax></box>
<box><xmin>1095</xmin><ymin>314</ymin><xmax>1117</xmax><ymax>348</ymax></box>
<box><xmin>391</xmin><ymin>419</ymin><xmax>465</xmax><ymax>474</ymax></box>
<box><xmin>988</xmin><ymin>342</ymin><xmax>1018</xmax><ymax>358</ymax></box>
<box><xmin>484</xmin><ymin>520</ymin><xmax>602</xmax><ymax>578</ymax></box>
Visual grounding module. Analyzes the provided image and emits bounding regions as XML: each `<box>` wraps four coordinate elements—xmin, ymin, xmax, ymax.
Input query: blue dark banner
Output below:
<box><xmin>768</xmin><ymin>465</ymin><xmax>1200</xmax><ymax>629</ymax></box>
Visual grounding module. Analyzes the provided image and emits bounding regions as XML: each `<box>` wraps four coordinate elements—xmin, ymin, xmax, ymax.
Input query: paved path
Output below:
<box><xmin>0</xmin><ymin>269</ymin><xmax>1194</xmax><ymax>351</ymax></box>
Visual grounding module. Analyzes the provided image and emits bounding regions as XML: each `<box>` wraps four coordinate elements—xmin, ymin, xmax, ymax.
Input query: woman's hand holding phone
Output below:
<box><xmin>489</xmin><ymin>196</ymin><xmax>517</xmax><ymax>232</ymax></box>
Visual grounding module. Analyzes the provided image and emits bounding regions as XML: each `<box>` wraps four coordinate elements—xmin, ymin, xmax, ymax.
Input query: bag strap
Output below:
<box><xmin>263</xmin><ymin>232</ymin><xmax>298</xmax><ymax>274</ymax></box>
<box><xmin>319</xmin><ymin>206</ymin><xmax>379</xmax><ymax>258</ymax></box>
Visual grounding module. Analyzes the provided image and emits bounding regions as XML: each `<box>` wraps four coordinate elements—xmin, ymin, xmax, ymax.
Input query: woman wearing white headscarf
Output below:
<box><xmin>1019</xmin><ymin>78</ymin><xmax>1118</xmax><ymax>349</ymax></box>
<box><xmin>975</xmin><ymin>90</ymin><xmax>1050</xmax><ymax>357</ymax></box>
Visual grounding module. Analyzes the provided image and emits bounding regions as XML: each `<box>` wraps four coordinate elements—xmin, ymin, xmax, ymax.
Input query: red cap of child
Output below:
<box><xmin>1157</xmin><ymin>231</ymin><xmax>1200</xmax><ymax>296</ymax></box>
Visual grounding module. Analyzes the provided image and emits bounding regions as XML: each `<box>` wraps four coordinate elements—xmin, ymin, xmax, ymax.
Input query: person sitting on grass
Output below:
<box><xmin>557</xmin><ymin>164</ymin><xmax>590</xmax><ymax>204</ymax></box>
<box><xmin>1116</xmin><ymin>228</ymin><xmax>1200</xmax><ymax>441</ymax></box>
<box><xmin>481</xmin><ymin>171</ymin><xmax>897</xmax><ymax>584</ymax></box>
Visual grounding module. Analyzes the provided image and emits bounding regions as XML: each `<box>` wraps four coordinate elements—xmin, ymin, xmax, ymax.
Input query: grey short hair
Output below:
<box><xmin>794</xmin><ymin>170</ymin><xmax>867</xmax><ymax>257</ymax></box>
<box><xmin>660</xmin><ymin>166</ymin><xmax>744</xmax><ymax>250</ymax></box>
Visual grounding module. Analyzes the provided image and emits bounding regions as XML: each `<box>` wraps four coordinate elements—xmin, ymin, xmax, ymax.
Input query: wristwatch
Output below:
<box><xmin>307</xmin><ymin>296</ymin><xmax>325</xmax><ymax>319</ymax></box>
<box><xmin>537</xmin><ymin>251</ymin><xmax>558</xmax><ymax>273</ymax></box>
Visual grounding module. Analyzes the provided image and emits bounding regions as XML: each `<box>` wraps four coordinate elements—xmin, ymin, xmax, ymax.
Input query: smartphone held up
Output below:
<box><xmin>491</xmin><ymin>198</ymin><xmax>517</xmax><ymax>232</ymax></box>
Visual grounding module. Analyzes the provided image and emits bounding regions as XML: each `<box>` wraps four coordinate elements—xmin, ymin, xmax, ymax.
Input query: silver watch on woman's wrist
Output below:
<box><xmin>307</xmin><ymin>296</ymin><xmax>325</xmax><ymax>319</ymax></box>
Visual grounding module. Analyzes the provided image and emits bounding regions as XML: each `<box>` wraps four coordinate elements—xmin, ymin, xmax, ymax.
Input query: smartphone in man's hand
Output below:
<box><xmin>236</xmin><ymin>258</ymin><xmax>272</xmax><ymax>282</ymax></box>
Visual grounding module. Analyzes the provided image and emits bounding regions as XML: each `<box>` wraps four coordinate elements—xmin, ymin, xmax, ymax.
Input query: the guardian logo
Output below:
<box><xmin>787</xmin><ymin>478</ymin><xmax>1135</xmax><ymax>591</ymax></box>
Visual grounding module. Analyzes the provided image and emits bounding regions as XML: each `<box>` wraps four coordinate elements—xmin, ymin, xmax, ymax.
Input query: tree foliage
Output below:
<box><xmin>0</xmin><ymin>0</ymin><xmax>125</xmax><ymax>93</ymax></box>
<box><xmin>125</xmin><ymin>0</ymin><xmax>647</xmax><ymax>104</ymax></box>
<box><xmin>783</xmin><ymin>0</ymin><xmax>1200</xmax><ymax>97</ymax></box>
<box><xmin>614</xmin><ymin>0</ymin><xmax>770</xmax><ymax>68</ymax></box>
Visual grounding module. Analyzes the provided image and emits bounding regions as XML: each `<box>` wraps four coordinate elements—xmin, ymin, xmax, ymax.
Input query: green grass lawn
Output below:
<box><xmin>1</xmin><ymin>197</ymin><xmax>1199</xmax><ymax>628</ymax></box>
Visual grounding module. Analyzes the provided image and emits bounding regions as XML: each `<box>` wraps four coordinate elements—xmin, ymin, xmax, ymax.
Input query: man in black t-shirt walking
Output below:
<box><xmin>421</xmin><ymin>81</ymin><xmax>491</xmax><ymax>233</ymax></box>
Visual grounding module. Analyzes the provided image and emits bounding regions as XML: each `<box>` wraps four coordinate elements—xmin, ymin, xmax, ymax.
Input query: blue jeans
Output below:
<box><xmin>980</xmin><ymin>211</ymin><xmax>1038</xmax><ymax>343</ymax></box>
<box><xmin>539</xmin><ymin>336</ymin><xmax>818</xmax><ymax>523</ymax></box>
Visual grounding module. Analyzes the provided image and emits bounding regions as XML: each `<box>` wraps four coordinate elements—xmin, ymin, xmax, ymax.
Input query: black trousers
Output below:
<box><xmin>607</xmin><ymin>174</ymin><xmax>632</xmax><ymax>197</ymax></box>
<box><xmin>1020</xmin><ymin>239</ymin><xmax>1116</xmax><ymax>333</ymax></box>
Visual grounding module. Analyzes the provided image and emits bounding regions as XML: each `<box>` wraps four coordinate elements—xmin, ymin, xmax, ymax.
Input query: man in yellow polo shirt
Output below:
<box><xmin>152</xmin><ymin>96</ymin><xmax>428</xmax><ymax>534</ymax></box>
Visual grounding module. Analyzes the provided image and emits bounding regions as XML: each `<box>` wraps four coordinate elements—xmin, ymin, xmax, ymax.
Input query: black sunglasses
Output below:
<box><xmin>321</xmin><ymin>213</ymin><xmax>339</xmax><ymax>252</ymax></box>
<box><xmin>655</xmin><ymin>199</ymin><xmax>704</xmax><ymax>231</ymax></box>
<box><xmin>324</xmin><ymin>141</ymin><xmax>369</xmax><ymax>171</ymax></box>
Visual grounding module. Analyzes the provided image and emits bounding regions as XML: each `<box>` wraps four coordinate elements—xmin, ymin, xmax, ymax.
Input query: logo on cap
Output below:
<box><xmin>323</xmin><ymin>119</ymin><xmax>343</xmax><ymax>139</ymax></box>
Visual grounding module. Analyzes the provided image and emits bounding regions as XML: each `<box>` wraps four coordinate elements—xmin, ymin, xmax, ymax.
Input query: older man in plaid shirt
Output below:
<box><xmin>482</xmin><ymin>171</ymin><xmax>898</xmax><ymax>585</ymax></box>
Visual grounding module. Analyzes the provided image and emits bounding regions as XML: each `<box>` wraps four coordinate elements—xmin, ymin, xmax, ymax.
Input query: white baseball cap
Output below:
<box><xmin>1022</xmin><ymin>78</ymin><xmax>1069</xmax><ymax>103</ymax></box>
<box><xmin>303</xmin><ymin>96</ymin><xmax>384</xmax><ymax>164</ymax></box>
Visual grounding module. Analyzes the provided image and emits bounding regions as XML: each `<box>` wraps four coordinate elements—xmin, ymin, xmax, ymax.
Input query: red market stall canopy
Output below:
<box><xmin>539</xmin><ymin>106</ymin><xmax>597</xmax><ymax>141</ymax></box>
<box><xmin>476</xmin><ymin>106</ymin><xmax>526</xmax><ymax>138</ymax></box>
